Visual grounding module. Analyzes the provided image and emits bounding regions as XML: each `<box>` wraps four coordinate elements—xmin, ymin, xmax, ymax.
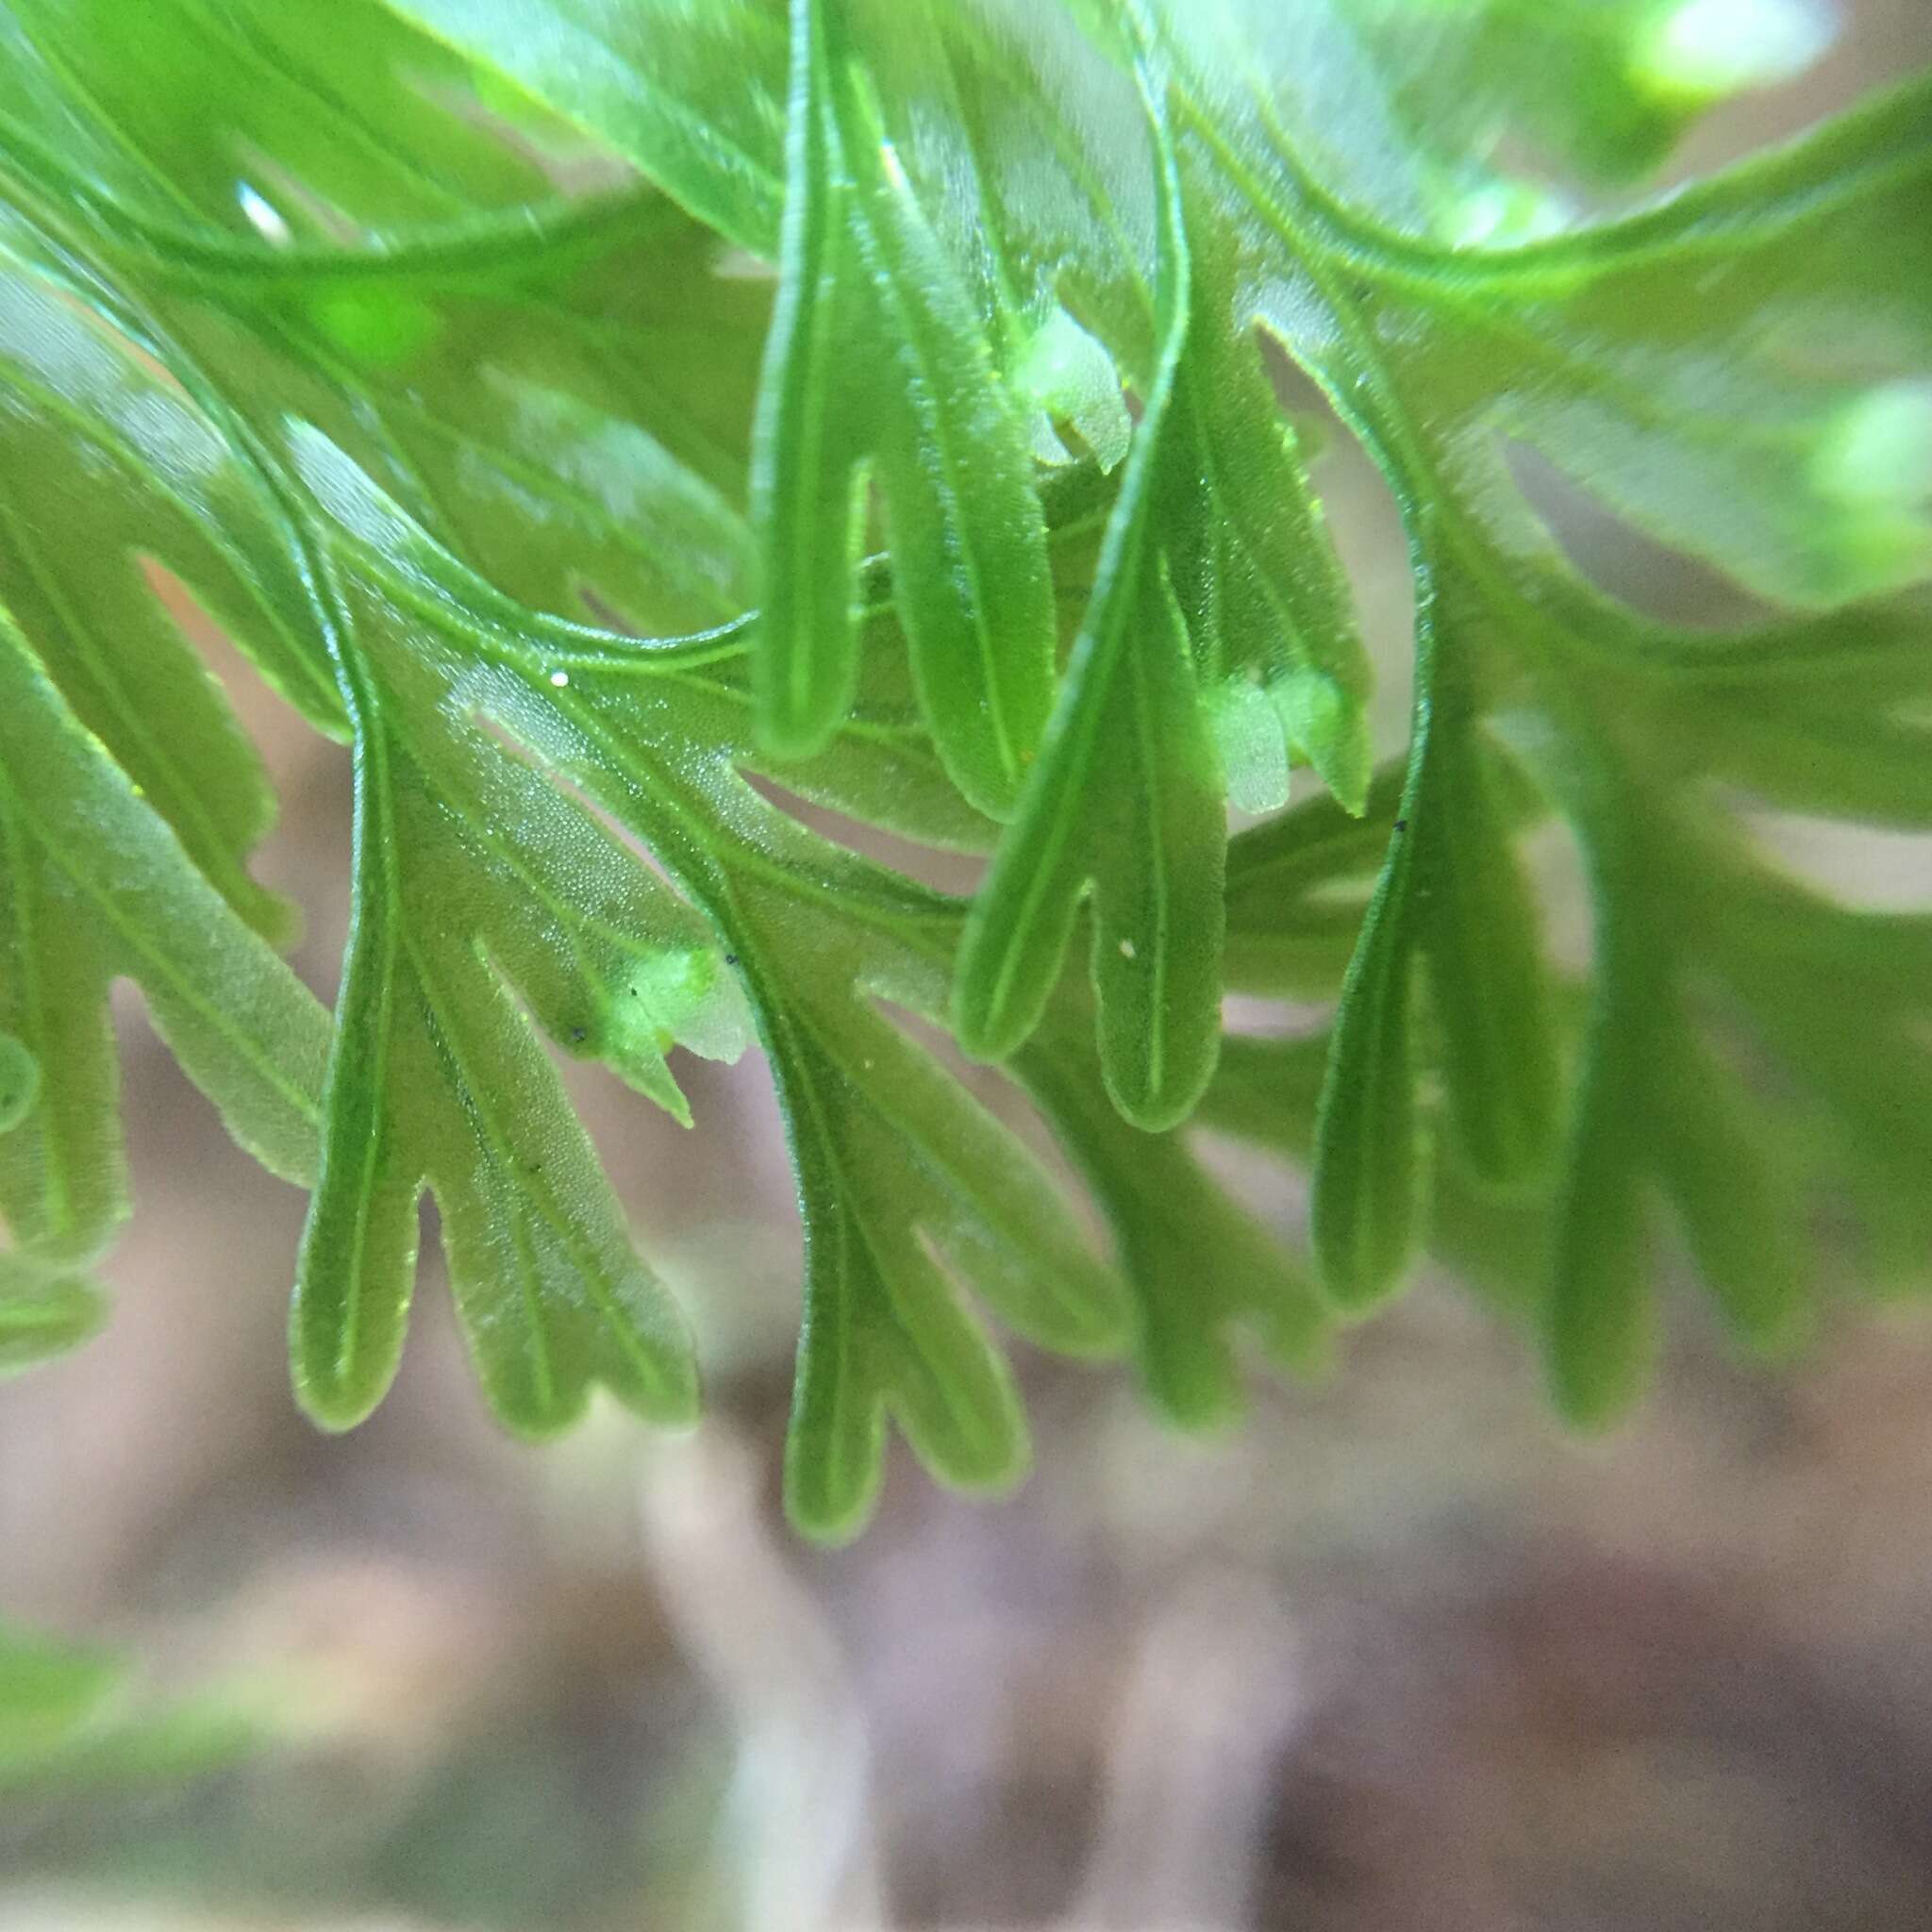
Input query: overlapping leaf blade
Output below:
<box><xmin>1120</xmin><ymin>0</ymin><xmax>1931</xmax><ymax>1358</ymax></box>
<box><xmin>281</xmin><ymin>431</ymin><xmax>1127</xmax><ymax>1531</ymax></box>
<box><xmin>1159</xmin><ymin>204</ymin><xmax>1372</xmax><ymax>817</ymax></box>
<box><xmin>380</xmin><ymin>0</ymin><xmax>789</xmax><ymax>252</ymax></box>
<box><xmin>0</xmin><ymin>0</ymin><xmax>1926</xmax><ymax>1535</ymax></box>
<box><xmin>478</xmin><ymin>650</ymin><xmax>1133</xmax><ymax>1542</ymax></box>
<box><xmin>751</xmin><ymin>0</ymin><xmax>1058</xmax><ymax>813</ymax></box>
<box><xmin>0</xmin><ymin>602</ymin><xmax>327</xmax><ymax>1261</ymax></box>
<box><xmin>0</xmin><ymin>227</ymin><xmax>332</xmax><ymax>1267</ymax></box>
<box><xmin>381</xmin><ymin>0</ymin><xmax>1375</xmax><ymax>1124</ymax></box>
<box><xmin>1017</xmin><ymin>971</ymin><xmax>1331</xmax><ymax>1428</ymax></box>
<box><xmin>955</xmin><ymin>60</ymin><xmax>1228</xmax><ymax>1130</ymax></box>
<box><xmin>391</xmin><ymin>0</ymin><xmax>1064</xmax><ymax>817</ymax></box>
<box><xmin>278</xmin><ymin>433</ymin><xmax>751</xmax><ymax>1434</ymax></box>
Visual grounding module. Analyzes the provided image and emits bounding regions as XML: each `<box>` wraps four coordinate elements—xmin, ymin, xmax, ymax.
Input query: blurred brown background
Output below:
<box><xmin>5</xmin><ymin>4</ymin><xmax>1932</xmax><ymax>1927</ymax></box>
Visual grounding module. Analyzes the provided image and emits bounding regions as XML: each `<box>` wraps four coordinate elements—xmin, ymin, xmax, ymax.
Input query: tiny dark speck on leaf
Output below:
<box><xmin>1393</xmin><ymin>818</ymin><xmax>1407</xmax><ymax>832</ymax></box>
<box><xmin>724</xmin><ymin>953</ymin><xmax>739</xmax><ymax>966</ymax></box>
<box><xmin>571</xmin><ymin>1026</ymin><xmax>588</xmax><ymax>1042</ymax></box>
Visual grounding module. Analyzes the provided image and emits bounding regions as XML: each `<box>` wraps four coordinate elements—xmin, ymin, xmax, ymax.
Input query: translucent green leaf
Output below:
<box><xmin>1309</xmin><ymin>824</ymin><xmax>1424</xmax><ymax>1311</ymax></box>
<box><xmin>0</xmin><ymin>1253</ymin><xmax>105</xmax><ymax>1375</ymax></box>
<box><xmin>283</xmin><ymin>446</ymin><xmax>745</xmax><ymax>1438</ymax></box>
<box><xmin>1413</xmin><ymin>712</ymin><xmax>1561</xmax><ymax>1189</ymax></box>
<box><xmin>1159</xmin><ymin>154</ymin><xmax>1372</xmax><ymax>816</ymax></box>
<box><xmin>240</xmin><ymin>212</ymin><xmax>765</xmax><ymax>637</ymax></box>
<box><xmin>1526</xmin><ymin>790</ymin><xmax>1932</xmax><ymax>1419</ymax></box>
<box><xmin>291</xmin><ymin>844</ymin><xmax>707</xmax><ymax>1436</ymax></box>
<box><xmin>1127</xmin><ymin>5</ymin><xmax>1932</xmax><ymax>619</ymax></box>
<box><xmin>749</xmin><ymin>0</ymin><xmax>874</xmax><ymax>759</ymax></box>
<box><xmin>0</xmin><ymin>242</ymin><xmax>341</xmax><ymax>729</ymax></box>
<box><xmin>1307</xmin><ymin>630</ymin><xmax>1559</xmax><ymax>1305</ymax></box>
<box><xmin>391</xmin><ymin>0</ymin><xmax>1058</xmax><ymax>812</ymax></box>
<box><xmin>379</xmin><ymin>0</ymin><xmax>789</xmax><ymax>252</ymax></box>
<box><xmin>1201</xmin><ymin>1024</ymin><xmax>1562</xmax><ymax>1335</ymax></box>
<box><xmin>757</xmin><ymin>914</ymin><xmax>1124</xmax><ymax>1538</ymax></box>
<box><xmin>956</xmin><ymin>59</ymin><xmax>1226</xmax><ymax>1130</ymax></box>
<box><xmin>281</xmin><ymin>432</ymin><xmax>1124</xmax><ymax>1534</ymax></box>
<box><xmin>0</xmin><ymin>270</ymin><xmax>307</xmax><ymax>937</ymax></box>
<box><xmin>0</xmin><ymin>0</ymin><xmax>1927</xmax><ymax>1517</ymax></box>
<box><xmin>2</xmin><ymin>0</ymin><xmax>553</xmax><ymax>234</ymax></box>
<box><xmin>531</xmin><ymin>741</ymin><xmax>1127</xmax><ymax>1541</ymax></box>
<box><xmin>1398</xmin><ymin>86</ymin><xmax>1932</xmax><ymax>608</ymax></box>
<box><xmin>1014</xmin><ymin>307</ymin><xmax>1131</xmax><ymax>471</ymax></box>
<box><xmin>1328</xmin><ymin>0</ymin><xmax>1834</xmax><ymax>192</ymax></box>
<box><xmin>1223</xmin><ymin>764</ymin><xmax>1404</xmax><ymax>994</ymax></box>
<box><xmin>1653</xmin><ymin>1025</ymin><xmax>1812</xmax><ymax>1356</ymax></box>
<box><xmin>1020</xmin><ymin>978</ymin><xmax>1331</xmax><ymax>1427</ymax></box>
<box><xmin>0</xmin><ymin>606</ymin><xmax>326</xmax><ymax>1263</ymax></box>
<box><xmin>1544</xmin><ymin>941</ymin><xmax>1659</xmax><ymax>1425</ymax></box>
<box><xmin>750</xmin><ymin>0</ymin><xmax>1058</xmax><ymax>814</ymax></box>
<box><xmin>525</xmin><ymin>724</ymin><xmax>1130</xmax><ymax>1542</ymax></box>
<box><xmin>1696</xmin><ymin>870</ymin><xmax>1932</xmax><ymax>1298</ymax></box>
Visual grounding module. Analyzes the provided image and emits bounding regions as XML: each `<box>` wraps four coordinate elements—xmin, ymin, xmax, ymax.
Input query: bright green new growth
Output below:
<box><xmin>0</xmin><ymin>0</ymin><xmax>1926</xmax><ymax>1539</ymax></box>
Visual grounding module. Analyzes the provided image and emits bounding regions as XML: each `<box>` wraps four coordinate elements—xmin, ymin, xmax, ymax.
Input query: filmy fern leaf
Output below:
<box><xmin>0</xmin><ymin>0</ymin><xmax>1927</xmax><ymax>1535</ymax></box>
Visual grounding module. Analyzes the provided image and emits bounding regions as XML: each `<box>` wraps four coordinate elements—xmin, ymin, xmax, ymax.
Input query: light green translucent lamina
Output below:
<box><xmin>0</xmin><ymin>0</ymin><xmax>1924</xmax><ymax>1535</ymax></box>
